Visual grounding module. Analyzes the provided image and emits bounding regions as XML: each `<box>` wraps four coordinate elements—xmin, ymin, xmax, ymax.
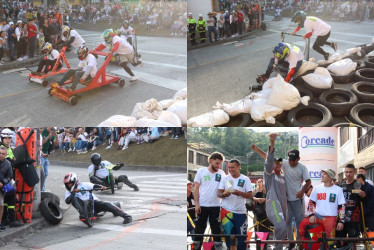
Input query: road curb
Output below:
<box><xmin>50</xmin><ymin>160</ymin><xmax>186</xmax><ymax>173</ymax></box>
<box><xmin>0</xmin><ymin>57</ymin><xmax>41</xmax><ymax>71</ymax></box>
<box><xmin>0</xmin><ymin>217</ymin><xmax>49</xmax><ymax>247</ymax></box>
<box><xmin>187</xmin><ymin>30</ymin><xmax>259</xmax><ymax>51</ymax></box>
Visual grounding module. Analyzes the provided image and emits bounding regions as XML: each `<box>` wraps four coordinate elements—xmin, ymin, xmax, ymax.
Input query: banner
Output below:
<box><xmin>299</xmin><ymin>127</ymin><xmax>338</xmax><ymax>187</ymax></box>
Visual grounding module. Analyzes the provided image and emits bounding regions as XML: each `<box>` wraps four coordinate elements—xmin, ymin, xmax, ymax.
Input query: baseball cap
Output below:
<box><xmin>288</xmin><ymin>149</ymin><xmax>300</xmax><ymax>161</ymax></box>
<box><xmin>188</xmin><ymin>12</ymin><xmax>192</xmax><ymax>15</ymax></box>
<box><xmin>9</xmin><ymin>21</ymin><xmax>14</xmax><ymax>25</ymax></box>
<box><xmin>274</xmin><ymin>157</ymin><xmax>283</xmax><ymax>163</ymax></box>
<box><xmin>199</xmin><ymin>14</ymin><xmax>202</xmax><ymax>17</ymax></box>
<box><xmin>17</xmin><ymin>20</ymin><xmax>22</xmax><ymax>24</ymax></box>
<box><xmin>321</xmin><ymin>169</ymin><xmax>336</xmax><ymax>180</ymax></box>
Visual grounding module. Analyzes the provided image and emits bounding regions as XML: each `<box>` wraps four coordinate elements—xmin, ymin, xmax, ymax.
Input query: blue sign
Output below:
<box><xmin>301</xmin><ymin>136</ymin><xmax>335</xmax><ymax>149</ymax></box>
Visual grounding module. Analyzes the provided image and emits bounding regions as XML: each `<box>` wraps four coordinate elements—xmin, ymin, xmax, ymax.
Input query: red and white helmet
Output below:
<box><xmin>63</xmin><ymin>172</ymin><xmax>79</xmax><ymax>191</ymax></box>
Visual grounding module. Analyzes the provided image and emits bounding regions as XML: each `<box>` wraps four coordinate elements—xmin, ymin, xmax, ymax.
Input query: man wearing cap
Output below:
<box><xmin>193</xmin><ymin>152</ymin><xmax>226</xmax><ymax>250</ymax></box>
<box><xmin>335</xmin><ymin>164</ymin><xmax>366</xmax><ymax>248</ymax></box>
<box><xmin>197</xmin><ymin>14</ymin><xmax>206</xmax><ymax>44</ymax></box>
<box><xmin>187</xmin><ymin>13</ymin><xmax>196</xmax><ymax>46</ymax></box>
<box><xmin>252</xmin><ymin>137</ymin><xmax>311</xmax><ymax>250</ymax></box>
<box><xmin>299</xmin><ymin>169</ymin><xmax>345</xmax><ymax>249</ymax></box>
<box><xmin>251</xmin><ymin>133</ymin><xmax>288</xmax><ymax>250</ymax></box>
<box><xmin>218</xmin><ymin>159</ymin><xmax>253</xmax><ymax>250</ymax></box>
<box><xmin>206</xmin><ymin>12</ymin><xmax>217</xmax><ymax>43</ymax></box>
<box><xmin>7</xmin><ymin>21</ymin><xmax>16</xmax><ymax>62</ymax></box>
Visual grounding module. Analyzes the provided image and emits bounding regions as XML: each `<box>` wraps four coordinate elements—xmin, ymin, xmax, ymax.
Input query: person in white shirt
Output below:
<box><xmin>88</xmin><ymin>153</ymin><xmax>139</xmax><ymax>191</ymax></box>
<box><xmin>93</xmin><ymin>28</ymin><xmax>143</xmax><ymax>82</ymax></box>
<box><xmin>57</xmin><ymin>25</ymin><xmax>85</xmax><ymax>51</ymax></box>
<box><xmin>118</xmin><ymin>20</ymin><xmax>134</xmax><ymax>45</ymax></box>
<box><xmin>57</xmin><ymin>44</ymin><xmax>97</xmax><ymax>91</ymax></box>
<box><xmin>193</xmin><ymin>152</ymin><xmax>226</xmax><ymax>250</ymax></box>
<box><xmin>291</xmin><ymin>11</ymin><xmax>337</xmax><ymax>60</ymax></box>
<box><xmin>299</xmin><ymin>169</ymin><xmax>346</xmax><ymax>249</ymax></box>
<box><xmin>63</xmin><ymin>172</ymin><xmax>132</xmax><ymax>224</ymax></box>
<box><xmin>218</xmin><ymin>159</ymin><xmax>253</xmax><ymax>250</ymax></box>
<box><xmin>31</xmin><ymin>42</ymin><xmax>60</xmax><ymax>75</ymax></box>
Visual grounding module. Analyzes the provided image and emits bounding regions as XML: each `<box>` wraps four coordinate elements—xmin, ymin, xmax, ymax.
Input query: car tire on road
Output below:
<box><xmin>41</xmin><ymin>191</ymin><xmax>60</xmax><ymax>206</ymax></box>
<box><xmin>351</xmin><ymin>81</ymin><xmax>374</xmax><ymax>103</ymax></box>
<box><xmin>39</xmin><ymin>198</ymin><xmax>63</xmax><ymax>225</ymax></box>
<box><xmin>329</xmin><ymin>71</ymin><xmax>355</xmax><ymax>84</ymax></box>
<box><xmin>249</xmin><ymin>121</ymin><xmax>284</xmax><ymax>127</ymax></box>
<box><xmin>365</xmin><ymin>56</ymin><xmax>374</xmax><ymax>69</ymax></box>
<box><xmin>287</xmin><ymin>102</ymin><xmax>333</xmax><ymax>127</ymax></box>
<box><xmin>349</xmin><ymin>103</ymin><xmax>374</xmax><ymax>127</ymax></box>
<box><xmin>355</xmin><ymin>68</ymin><xmax>374</xmax><ymax>83</ymax></box>
<box><xmin>319</xmin><ymin>89</ymin><xmax>358</xmax><ymax>116</ymax></box>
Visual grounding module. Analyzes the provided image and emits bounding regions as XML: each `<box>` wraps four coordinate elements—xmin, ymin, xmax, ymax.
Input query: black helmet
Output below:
<box><xmin>91</xmin><ymin>153</ymin><xmax>101</xmax><ymax>166</ymax></box>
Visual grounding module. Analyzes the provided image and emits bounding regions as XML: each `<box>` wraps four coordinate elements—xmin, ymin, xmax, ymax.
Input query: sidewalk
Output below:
<box><xmin>0</xmin><ymin>56</ymin><xmax>41</xmax><ymax>71</ymax></box>
<box><xmin>188</xmin><ymin>29</ymin><xmax>259</xmax><ymax>51</ymax></box>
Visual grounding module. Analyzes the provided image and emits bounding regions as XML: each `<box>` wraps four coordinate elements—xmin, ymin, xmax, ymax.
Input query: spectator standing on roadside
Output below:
<box><xmin>41</xmin><ymin>127</ymin><xmax>59</xmax><ymax>191</ymax></box>
<box><xmin>197</xmin><ymin>14</ymin><xmax>206</xmax><ymax>44</ymax></box>
<box><xmin>218</xmin><ymin>14</ymin><xmax>224</xmax><ymax>40</ymax></box>
<box><xmin>358</xmin><ymin>167</ymin><xmax>373</xmax><ymax>185</ymax></box>
<box><xmin>0</xmin><ymin>31</ymin><xmax>6</xmax><ymax>63</ymax></box>
<box><xmin>224</xmin><ymin>10</ymin><xmax>231</xmax><ymax>37</ymax></box>
<box><xmin>27</xmin><ymin>17</ymin><xmax>38</xmax><ymax>58</ymax></box>
<box><xmin>356</xmin><ymin>174</ymin><xmax>374</xmax><ymax>231</ymax></box>
<box><xmin>206</xmin><ymin>12</ymin><xmax>217</xmax><ymax>43</ymax></box>
<box><xmin>237</xmin><ymin>9</ymin><xmax>244</xmax><ymax>35</ymax></box>
<box><xmin>7</xmin><ymin>22</ymin><xmax>16</xmax><ymax>62</ymax></box>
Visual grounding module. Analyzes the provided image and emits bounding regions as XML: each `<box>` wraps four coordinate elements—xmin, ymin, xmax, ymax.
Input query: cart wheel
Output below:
<box><xmin>118</xmin><ymin>79</ymin><xmax>125</xmax><ymax>87</ymax></box>
<box><xmin>69</xmin><ymin>96</ymin><xmax>78</xmax><ymax>105</ymax></box>
<box><xmin>48</xmin><ymin>89</ymin><xmax>53</xmax><ymax>96</ymax></box>
<box><xmin>29</xmin><ymin>77</ymin><xmax>32</xmax><ymax>82</ymax></box>
<box><xmin>42</xmin><ymin>80</ymin><xmax>48</xmax><ymax>87</ymax></box>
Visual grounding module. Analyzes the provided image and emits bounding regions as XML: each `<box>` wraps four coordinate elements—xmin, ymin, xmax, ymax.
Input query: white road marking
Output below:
<box><xmin>138</xmin><ymin>184</ymin><xmax>186</xmax><ymax>190</ymax></box>
<box><xmin>222</xmin><ymin>41</ymin><xmax>239</xmax><ymax>45</ymax></box>
<box><xmin>138</xmin><ymin>50</ymin><xmax>187</xmax><ymax>57</ymax></box>
<box><xmin>111</xmin><ymin>69</ymin><xmax>186</xmax><ymax>91</ymax></box>
<box><xmin>135</xmin><ymin>188</ymin><xmax>185</xmax><ymax>194</ymax></box>
<box><xmin>94</xmin><ymin>195</ymin><xmax>155</xmax><ymax>201</ymax></box>
<box><xmin>332</xmin><ymin>31</ymin><xmax>373</xmax><ymax>38</ymax></box>
<box><xmin>139</xmin><ymin>180</ymin><xmax>185</xmax><ymax>185</ymax></box>
<box><xmin>141</xmin><ymin>61</ymin><xmax>186</xmax><ymax>69</ymax></box>
<box><xmin>2</xmin><ymin>67</ymin><xmax>27</xmax><ymax>74</ymax></box>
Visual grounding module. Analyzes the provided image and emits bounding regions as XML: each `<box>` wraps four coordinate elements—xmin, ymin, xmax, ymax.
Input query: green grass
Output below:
<box><xmin>49</xmin><ymin>134</ymin><xmax>187</xmax><ymax>167</ymax></box>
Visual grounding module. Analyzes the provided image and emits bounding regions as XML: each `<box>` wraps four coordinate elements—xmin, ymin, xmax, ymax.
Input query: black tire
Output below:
<box><xmin>41</xmin><ymin>191</ymin><xmax>60</xmax><ymax>206</ymax></box>
<box><xmin>39</xmin><ymin>198</ymin><xmax>63</xmax><ymax>225</ymax></box>
<box><xmin>42</xmin><ymin>80</ymin><xmax>48</xmax><ymax>87</ymax></box>
<box><xmin>365</xmin><ymin>56</ymin><xmax>374</xmax><ymax>69</ymax></box>
<box><xmin>69</xmin><ymin>96</ymin><xmax>78</xmax><ymax>105</ymax></box>
<box><xmin>249</xmin><ymin>121</ymin><xmax>284</xmax><ymax>127</ymax></box>
<box><xmin>357</xmin><ymin>61</ymin><xmax>365</xmax><ymax>70</ymax></box>
<box><xmin>239</xmin><ymin>113</ymin><xmax>251</xmax><ymax>127</ymax></box>
<box><xmin>118</xmin><ymin>79</ymin><xmax>125</xmax><ymax>87</ymax></box>
<box><xmin>287</xmin><ymin>102</ymin><xmax>333</xmax><ymax>127</ymax></box>
<box><xmin>295</xmin><ymin>84</ymin><xmax>314</xmax><ymax>102</ymax></box>
<box><xmin>329</xmin><ymin>71</ymin><xmax>355</xmax><ymax>84</ymax></box>
<box><xmin>351</xmin><ymin>81</ymin><xmax>374</xmax><ymax>103</ymax></box>
<box><xmin>261</xmin><ymin>22</ymin><xmax>267</xmax><ymax>30</ymax></box>
<box><xmin>355</xmin><ymin>68</ymin><xmax>374</xmax><ymax>83</ymax></box>
<box><xmin>319</xmin><ymin>89</ymin><xmax>358</xmax><ymax>116</ymax></box>
<box><xmin>302</xmin><ymin>77</ymin><xmax>334</xmax><ymax>97</ymax></box>
<box><xmin>109</xmin><ymin>173</ymin><xmax>115</xmax><ymax>194</ymax></box>
<box><xmin>84</xmin><ymin>200</ymin><xmax>94</xmax><ymax>228</ymax></box>
<box><xmin>349</xmin><ymin>49</ymin><xmax>366</xmax><ymax>61</ymax></box>
<box><xmin>274</xmin><ymin>110</ymin><xmax>288</xmax><ymax>122</ymax></box>
<box><xmin>349</xmin><ymin>103</ymin><xmax>374</xmax><ymax>127</ymax></box>
<box><xmin>48</xmin><ymin>89</ymin><xmax>53</xmax><ymax>96</ymax></box>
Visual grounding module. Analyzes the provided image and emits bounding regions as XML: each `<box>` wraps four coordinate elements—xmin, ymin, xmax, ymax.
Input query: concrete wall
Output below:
<box><xmin>337</xmin><ymin>127</ymin><xmax>355</xmax><ymax>174</ymax></box>
<box><xmin>188</xmin><ymin>0</ymin><xmax>212</xmax><ymax>22</ymax></box>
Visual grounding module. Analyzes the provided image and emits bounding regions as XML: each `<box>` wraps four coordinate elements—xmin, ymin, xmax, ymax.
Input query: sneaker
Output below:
<box><xmin>106</xmin><ymin>145</ymin><xmax>112</xmax><ymax>150</ymax></box>
<box><xmin>91</xmin><ymin>146</ymin><xmax>97</xmax><ymax>151</ymax></box>
<box><xmin>331</xmin><ymin>42</ymin><xmax>337</xmax><ymax>52</ymax></box>
<box><xmin>68</xmin><ymin>148</ymin><xmax>73</xmax><ymax>152</ymax></box>
<box><xmin>117</xmin><ymin>182</ymin><xmax>123</xmax><ymax>190</ymax></box>
<box><xmin>123</xmin><ymin>215</ymin><xmax>132</xmax><ymax>224</ymax></box>
<box><xmin>174</xmin><ymin>135</ymin><xmax>179</xmax><ymax>139</ymax></box>
<box><xmin>81</xmin><ymin>150</ymin><xmax>88</xmax><ymax>154</ymax></box>
<box><xmin>324</xmin><ymin>53</ymin><xmax>330</xmax><ymax>61</ymax></box>
<box><xmin>121</xmin><ymin>146</ymin><xmax>128</xmax><ymax>150</ymax></box>
<box><xmin>0</xmin><ymin>224</ymin><xmax>7</xmax><ymax>231</ymax></box>
<box><xmin>18</xmin><ymin>57</ymin><xmax>23</xmax><ymax>61</ymax></box>
<box><xmin>9</xmin><ymin>221</ymin><xmax>24</xmax><ymax>228</ymax></box>
<box><xmin>170</xmin><ymin>135</ymin><xmax>175</xmax><ymax>139</ymax></box>
<box><xmin>130</xmin><ymin>76</ymin><xmax>138</xmax><ymax>82</ymax></box>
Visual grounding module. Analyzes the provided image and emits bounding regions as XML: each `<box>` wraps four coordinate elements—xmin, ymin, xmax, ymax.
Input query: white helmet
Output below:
<box><xmin>1</xmin><ymin>128</ymin><xmax>13</xmax><ymax>138</ymax></box>
<box><xmin>63</xmin><ymin>172</ymin><xmax>79</xmax><ymax>191</ymax></box>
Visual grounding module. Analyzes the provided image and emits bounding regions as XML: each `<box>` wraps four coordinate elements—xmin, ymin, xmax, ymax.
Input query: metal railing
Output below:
<box><xmin>187</xmin><ymin>233</ymin><xmax>374</xmax><ymax>250</ymax></box>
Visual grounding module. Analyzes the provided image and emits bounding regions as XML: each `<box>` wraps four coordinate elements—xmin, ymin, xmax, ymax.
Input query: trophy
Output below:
<box><xmin>226</xmin><ymin>180</ymin><xmax>235</xmax><ymax>193</ymax></box>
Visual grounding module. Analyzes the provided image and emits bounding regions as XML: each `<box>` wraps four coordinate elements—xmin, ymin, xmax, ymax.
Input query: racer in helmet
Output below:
<box><xmin>31</xmin><ymin>42</ymin><xmax>61</xmax><ymax>76</ymax></box>
<box><xmin>118</xmin><ymin>20</ymin><xmax>134</xmax><ymax>45</ymax></box>
<box><xmin>88</xmin><ymin>153</ymin><xmax>139</xmax><ymax>191</ymax></box>
<box><xmin>55</xmin><ymin>25</ymin><xmax>85</xmax><ymax>51</ymax></box>
<box><xmin>290</xmin><ymin>11</ymin><xmax>337</xmax><ymax>61</ymax></box>
<box><xmin>91</xmin><ymin>28</ymin><xmax>143</xmax><ymax>82</ymax></box>
<box><xmin>57</xmin><ymin>44</ymin><xmax>97</xmax><ymax>91</ymax></box>
<box><xmin>64</xmin><ymin>172</ymin><xmax>133</xmax><ymax>224</ymax></box>
<box><xmin>254</xmin><ymin>42</ymin><xmax>304</xmax><ymax>89</ymax></box>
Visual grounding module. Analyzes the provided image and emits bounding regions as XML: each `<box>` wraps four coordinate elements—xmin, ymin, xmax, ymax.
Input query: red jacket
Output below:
<box><xmin>27</xmin><ymin>23</ymin><xmax>37</xmax><ymax>39</ymax></box>
<box><xmin>237</xmin><ymin>11</ymin><xmax>244</xmax><ymax>22</ymax></box>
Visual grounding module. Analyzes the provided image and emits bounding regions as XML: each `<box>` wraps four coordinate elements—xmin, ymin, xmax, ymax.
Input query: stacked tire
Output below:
<box><xmin>40</xmin><ymin>192</ymin><xmax>63</xmax><ymax>225</ymax></box>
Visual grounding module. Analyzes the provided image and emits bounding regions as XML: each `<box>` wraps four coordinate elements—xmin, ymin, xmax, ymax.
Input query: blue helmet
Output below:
<box><xmin>291</xmin><ymin>11</ymin><xmax>306</xmax><ymax>28</ymax></box>
<box><xmin>273</xmin><ymin>43</ymin><xmax>290</xmax><ymax>60</ymax></box>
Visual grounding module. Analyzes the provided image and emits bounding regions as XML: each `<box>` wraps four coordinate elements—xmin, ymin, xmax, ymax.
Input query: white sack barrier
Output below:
<box><xmin>157</xmin><ymin>111</ymin><xmax>182</xmax><ymax>127</ymax></box>
<box><xmin>173</xmin><ymin>87</ymin><xmax>187</xmax><ymax>100</ymax></box>
<box><xmin>131</xmin><ymin>98</ymin><xmax>163</xmax><ymax>120</ymax></box>
<box><xmin>250</xmin><ymin>98</ymin><xmax>283</xmax><ymax>123</ymax></box>
<box><xmin>267</xmin><ymin>75</ymin><xmax>310</xmax><ymax>109</ymax></box>
<box><xmin>98</xmin><ymin>115</ymin><xmax>137</xmax><ymax>127</ymax></box>
<box><xmin>248</xmin><ymin>88</ymin><xmax>272</xmax><ymax>100</ymax></box>
<box><xmin>327</xmin><ymin>58</ymin><xmax>357</xmax><ymax>76</ymax></box>
<box><xmin>167</xmin><ymin>99</ymin><xmax>187</xmax><ymax>125</ymax></box>
<box><xmin>293</xmin><ymin>60</ymin><xmax>318</xmax><ymax>78</ymax></box>
<box><xmin>134</xmin><ymin>118</ymin><xmax>176</xmax><ymax>127</ymax></box>
<box><xmin>187</xmin><ymin>110</ymin><xmax>230</xmax><ymax>127</ymax></box>
<box><xmin>159</xmin><ymin>99</ymin><xmax>180</xmax><ymax>110</ymax></box>
<box><xmin>262</xmin><ymin>76</ymin><xmax>281</xmax><ymax>89</ymax></box>
<box><xmin>213</xmin><ymin>97</ymin><xmax>253</xmax><ymax>117</ymax></box>
<box><xmin>302</xmin><ymin>67</ymin><xmax>333</xmax><ymax>89</ymax></box>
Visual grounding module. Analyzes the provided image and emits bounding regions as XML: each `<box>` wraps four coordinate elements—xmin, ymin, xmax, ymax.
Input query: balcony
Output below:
<box><xmin>358</xmin><ymin>128</ymin><xmax>374</xmax><ymax>153</ymax></box>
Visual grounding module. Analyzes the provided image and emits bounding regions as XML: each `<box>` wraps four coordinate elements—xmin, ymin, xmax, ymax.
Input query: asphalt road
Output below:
<box><xmin>188</xmin><ymin>15</ymin><xmax>374</xmax><ymax>124</ymax></box>
<box><xmin>0</xmin><ymin>29</ymin><xmax>186</xmax><ymax>126</ymax></box>
<box><xmin>5</xmin><ymin>164</ymin><xmax>186</xmax><ymax>250</ymax></box>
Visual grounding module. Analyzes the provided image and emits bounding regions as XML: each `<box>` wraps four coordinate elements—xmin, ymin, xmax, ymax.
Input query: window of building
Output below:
<box><xmin>188</xmin><ymin>150</ymin><xmax>194</xmax><ymax>164</ymax></box>
<box><xmin>340</xmin><ymin>127</ymin><xmax>349</xmax><ymax>147</ymax></box>
<box><xmin>197</xmin><ymin>153</ymin><xmax>208</xmax><ymax>167</ymax></box>
<box><xmin>212</xmin><ymin>0</ymin><xmax>223</xmax><ymax>12</ymax></box>
<box><xmin>358</xmin><ymin>127</ymin><xmax>374</xmax><ymax>153</ymax></box>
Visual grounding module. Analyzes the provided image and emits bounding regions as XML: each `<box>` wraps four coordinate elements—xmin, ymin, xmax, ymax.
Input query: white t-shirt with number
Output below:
<box><xmin>61</xmin><ymin>29</ymin><xmax>85</xmax><ymax>48</ymax></box>
<box><xmin>77</xmin><ymin>54</ymin><xmax>97</xmax><ymax>78</ymax></box>
<box><xmin>310</xmin><ymin>184</ymin><xmax>345</xmax><ymax>216</ymax></box>
<box><xmin>304</xmin><ymin>16</ymin><xmax>331</xmax><ymax>37</ymax></box>
<box><xmin>194</xmin><ymin>167</ymin><xmax>226</xmax><ymax>207</ymax></box>
<box><xmin>64</xmin><ymin>182</ymin><xmax>98</xmax><ymax>201</ymax></box>
<box><xmin>219</xmin><ymin>174</ymin><xmax>253</xmax><ymax>214</ymax></box>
